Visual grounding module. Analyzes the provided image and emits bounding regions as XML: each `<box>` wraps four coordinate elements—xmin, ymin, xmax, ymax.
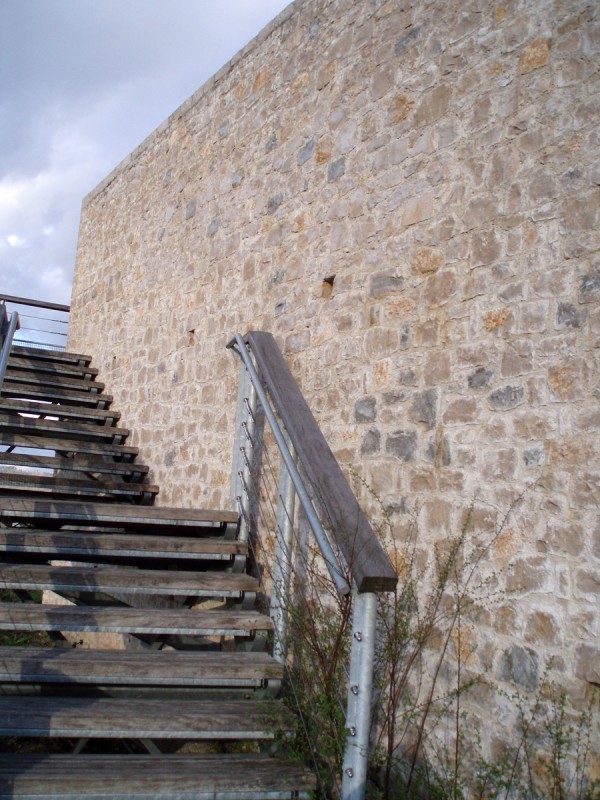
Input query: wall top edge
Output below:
<box><xmin>82</xmin><ymin>0</ymin><xmax>303</xmax><ymax>207</ymax></box>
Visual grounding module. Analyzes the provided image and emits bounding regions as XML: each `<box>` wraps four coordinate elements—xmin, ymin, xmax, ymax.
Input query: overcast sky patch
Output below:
<box><xmin>0</xmin><ymin>0</ymin><xmax>290</xmax><ymax>304</ymax></box>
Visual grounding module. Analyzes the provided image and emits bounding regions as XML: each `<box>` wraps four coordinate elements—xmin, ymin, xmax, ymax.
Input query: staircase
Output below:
<box><xmin>0</xmin><ymin>344</ymin><xmax>316</xmax><ymax>798</ymax></box>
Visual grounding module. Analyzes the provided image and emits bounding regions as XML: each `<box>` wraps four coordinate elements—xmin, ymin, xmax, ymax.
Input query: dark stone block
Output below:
<box><xmin>328</xmin><ymin>157</ymin><xmax>345</xmax><ymax>182</ymax></box>
<box><xmin>383</xmin><ymin>391</ymin><xmax>406</xmax><ymax>404</ymax></box>
<box><xmin>185</xmin><ymin>200</ymin><xmax>196</xmax><ymax>220</ymax></box>
<box><xmin>409</xmin><ymin>389</ymin><xmax>437</xmax><ymax>429</ymax></box>
<box><xmin>266</xmin><ymin>132</ymin><xmax>278</xmax><ymax>153</ymax></box>
<box><xmin>394</xmin><ymin>26</ymin><xmax>421</xmax><ymax>55</ymax></box>
<box><xmin>468</xmin><ymin>366</ymin><xmax>494</xmax><ymax>389</ymax></box>
<box><xmin>297</xmin><ymin>139</ymin><xmax>315</xmax><ymax>166</ymax></box>
<box><xmin>267</xmin><ymin>193</ymin><xmax>283</xmax><ymax>214</ymax></box>
<box><xmin>386</xmin><ymin>430</ymin><xmax>417</xmax><ymax>462</ymax></box>
<box><xmin>579</xmin><ymin>272</ymin><xmax>600</xmax><ymax>303</ymax></box>
<box><xmin>399</xmin><ymin>324</ymin><xmax>410</xmax><ymax>350</ymax></box>
<box><xmin>556</xmin><ymin>302</ymin><xmax>587</xmax><ymax>329</ymax></box>
<box><xmin>207</xmin><ymin>218</ymin><xmax>219</xmax><ymax>236</ymax></box>
<box><xmin>360</xmin><ymin>427</ymin><xmax>381</xmax><ymax>455</ymax></box>
<box><xmin>354</xmin><ymin>396</ymin><xmax>376</xmax><ymax>422</ymax></box>
<box><xmin>399</xmin><ymin>369</ymin><xmax>417</xmax><ymax>386</ymax></box>
<box><xmin>489</xmin><ymin>385</ymin><xmax>524</xmax><ymax>410</ymax></box>
<box><xmin>524</xmin><ymin>445</ymin><xmax>543</xmax><ymax>466</ymax></box>
<box><xmin>496</xmin><ymin>645</ymin><xmax>539</xmax><ymax>690</ymax></box>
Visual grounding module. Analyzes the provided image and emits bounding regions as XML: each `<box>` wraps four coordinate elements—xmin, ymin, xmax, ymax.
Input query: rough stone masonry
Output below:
<box><xmin>70</xmin><ymin>0</ymin><xmax>599</xmax><ymax>775</ymax></box>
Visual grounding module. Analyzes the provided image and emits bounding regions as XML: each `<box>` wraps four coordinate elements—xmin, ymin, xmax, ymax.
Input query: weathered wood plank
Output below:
<box><xmin>0</xmin><ymin>565</ymin><xmax>258</xmax><ymax>597</ymax></box>
<box><xmin>0</xmin><ymin>434</ymin><xmax>137</xmax><ymax>458</ymax></box>
<box><xmin>0</xmin><ymin>530</ymin><xmax>244</xmax><ymax>560</ymax></box>
<box><xmin>0</xmin><ymin>473</ymin><xmax>158</xmax><ymax>501</ymax></box>
<box><xmin>0</xmin><ymin>647</ymin><xmax>283</xmax><ymax>686</ymax></box>
<box><xmin>0</xmin><ymin>397</ymin><xmax>120</xmax><ymax>424</ymax></box>
<box><xmin>10</xmin><ymin>344</ymin><xmax>91</xmax><ymax>365</ymax></box>
<box><xmin>0</xmin><ymin>602</ymin><xmax>272</xmax><ymax>636</ymax></box>
<box><xmin>3</xmin><ymin>370</ymin><xmax>105</xmax><ymax>393</ymax></box>
<box><xmin>0</xmin><ymin>697</ymin><xmax>295</xmax><ymax>738</ymax></box>
<box><xmin>0</xmin><ymin>382</ymin><xmax>112</xmax><ymax>407</ymax></box>
<box><xmin>0</xmin><ymin>413</ymin><xmax>129</xmax><ymax>441</ymax></box>
<box><xmin>0</xmin><ymin>451</ymin><xmax>147</xmax><ymax>477</ymax></box>
<box><xmin>6</xmin><ymin>356</ymin><xmax>98</xmax><ymax>380</ymax></box>
<box><xmin>0</xmin><ymin>498</ymin><xmax>238</xmax><ymax>529</ymax></box>
<box><xmin>0</xmin><ymin>754</ymin><xmax>316</xmax><ymax>797</ymax></box>
<box><xmin>245</xmin><ymin>330</ymin><xmax>397</xmax><ymax>593</ymax></box>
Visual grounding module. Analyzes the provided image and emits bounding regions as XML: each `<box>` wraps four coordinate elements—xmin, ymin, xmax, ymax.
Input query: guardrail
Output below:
<box><xmin>0</xmin><ymin>294</ymin><xmax>70</xmax><ymax>351</ymax></box>
<box><xmin>0</xmin><ymin>302</ymin><xmax>20</xmax><ymax>388</ymax></box>
<box><xmin>228</xmin><ymin>331</ymin><xmax>397</xmax><ymax>800</ymax></box>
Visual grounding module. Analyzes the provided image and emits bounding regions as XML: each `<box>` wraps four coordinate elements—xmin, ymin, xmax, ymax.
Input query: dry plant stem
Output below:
<box><xmin>453</xmin><ymin>579</ymin><xmax>461</xmax><ymax>800</ymax></box>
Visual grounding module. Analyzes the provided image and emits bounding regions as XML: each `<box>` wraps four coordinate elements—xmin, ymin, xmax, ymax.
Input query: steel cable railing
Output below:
<box><xmin>0</xmin><ymin>294</ymin><xmax>70</xmax><ymax>351</ymax></box>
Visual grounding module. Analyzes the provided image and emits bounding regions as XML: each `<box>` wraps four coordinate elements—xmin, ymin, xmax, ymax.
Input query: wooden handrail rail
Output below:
<box><xmin>0</xmin><ymin>294</ymin><xmax>70</xmax><ymax>314</ymax></box>
<box><xmin>242</xmin><ymin>331</ymin><xmax>397</xmax><ymax>593</ymax></box>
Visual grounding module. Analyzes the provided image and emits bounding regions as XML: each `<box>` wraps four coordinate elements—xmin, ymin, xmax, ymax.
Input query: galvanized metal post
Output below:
<box><xmin>0</xmin><ymin>308</ymin><xmax>19</xmax><ymax>389</ymax></box>
<box><xmin>270</xmin><ymin>438</ymin><xmax>296</xmax><ymax>663</ymax></box>
<box><xmin>342</xmin><ymin>591</ymin><xmax>378</xmax><ymax>800</ymax></box>
<box><xmin>231</xmin><ymin>361</ymin><xmax>263</xmax><ymax>544</ymax></box>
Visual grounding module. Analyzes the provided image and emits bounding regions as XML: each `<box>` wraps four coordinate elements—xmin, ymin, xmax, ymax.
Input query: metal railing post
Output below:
<box><xmin>342</xmin><ymin>591</ymin><xmax>377</xmax><ymax>800</ymax></box>
<box><xmin>270</xmin><ymin>437</ymin><xmax>296</xmax><ymax>663</ymax></box>
<box><xmin>0</xmin><ymin>307</ymin><xmax>19</xmax><ymax>389</ymax></box>
<box><xmin>232</xmin><ymin>361</ymin><xmax>263</xmax><ymax>544</ymax></box>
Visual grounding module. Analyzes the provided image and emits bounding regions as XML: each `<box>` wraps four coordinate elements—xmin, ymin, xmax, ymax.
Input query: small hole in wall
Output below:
<box><xmin>322</xmin><ymin>275</ymin><xmax>336</xmax><ymax>299</ymax></box>
<box><xmin>188</xmin><ymin>329</ymin><xmax>195</xmax><ymax>346</ymax></box>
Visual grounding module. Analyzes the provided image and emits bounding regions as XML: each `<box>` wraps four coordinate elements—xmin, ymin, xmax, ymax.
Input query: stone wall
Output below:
<box><xmin>70</xmin><ymin>0</ymin><xmax>599</xmax><ymax>773</ymax></box>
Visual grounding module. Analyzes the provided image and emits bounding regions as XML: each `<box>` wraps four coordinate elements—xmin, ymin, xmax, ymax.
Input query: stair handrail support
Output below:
<box><xmin>0</xmin><ymin>301</ymin><xmax>20</xmax><ymax>388</ymax></box>
<box><xmin>228</xmin><ymin>331</ymin><xmax>398</xmax><ymax>800</ymax></box>
<box><xmin>0</xmin><ymin>294</ymin><xmax>70</xmax><ymax>351</ymax></box>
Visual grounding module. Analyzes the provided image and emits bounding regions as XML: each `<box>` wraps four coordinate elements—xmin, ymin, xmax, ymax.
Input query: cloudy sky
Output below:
<box><xmin>0</xmin><ymin>0</ymin><xmax>291</xmax><ymax>305</ymax></box>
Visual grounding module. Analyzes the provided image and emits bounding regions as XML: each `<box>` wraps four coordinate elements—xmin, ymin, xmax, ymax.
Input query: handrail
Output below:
<box><xmin>229</xmin><ymin>331</ymin><xmax>397</xmax><ymax>594</ymax></box>
<box><xmin>0</xmin><ymin>294</ymin><xmax>70</xmax><ymax>350</ymax></box>
<box><xmin>228</xmin><ymin>330</ymin><xmax>397</xmax><ymax>800</ymax></box>
<box><xmin>0</xmin><ymin>294</ymin><xmax>70</xmax><ymax>313</ymax></box>
<box><xmin>229</xmin><ymin>332</ymin><xmax>351</xmax><ymax>596</ymax></box>
<box><xmin>0</xmin><ymin>303</ymin><xmax>20</xmax><ymax>387</ymax></box>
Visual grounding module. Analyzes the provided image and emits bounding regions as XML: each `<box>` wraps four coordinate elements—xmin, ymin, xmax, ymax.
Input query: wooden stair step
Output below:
<box><xmin>0</xmin><ymin>413</ymin><xmax>129</xmax><ymax>442</ymax></box>
<box><xmin>0</xmin><ymin>529</ymin><xmax>246</xmax><ymax>561</ymax></box>
<box><xmin>0</xmin><ymin>696</ymin><xmax>295</xmax><ymax>739</ymax></box>
<box><xmin>0</xmin><ymin>451</ymin><xmax>148</xmax><ymax>478</ymax></box>
<box><xmin>0</xmin><ymin>381</ymin><xmax>112</xmax><ymax>408</ymax></box>
<box><xmin>6</xmin><ymin>355</ymin><xmax>98</xmax><ymax>380</ymax></box>
<box><xmin>0</xmin><ymin>602</ymin><xmax>272</xmax><ymax>636</ymax></box>
<box><xmin>0</xmin><ymin>473</ymin><xmax>158</xmax><ymax>502</ymax></box>
<box><xmin>0</xmin><ymin>498</ymin><xmax>238</xmax><ymax>532</ymax></box>
<box><xmin>3</xmin><ymin>370</ymin><xmax>105</xmax><ymax>393</ymax></box>
<box><xmin>0</xmin><ymin>753</ymin><xmax>316</xmax><ymax>798</ymax></box>
<box><xmin>0</xmin><ymin>397</ymin><xmax>121</xmax><ymax>424</ymax></box>
<box><xmin>11</xmin><ymin>345</ymin><xmax>93</xmax><ymax>366</ymax></box>
<box><xmin>0</xmin><ymin>564</ymin><xmax>258</xmax><ymax>597</ymax></box>
<box><xmin>0</xmin><ymin>433</ymin><xmax>138</xmax><ymax>459</ymax></box>
<box><xmin>0</xmin><ymin>647</ymin><xmax>282</xmax><ymax>687</ymax></box>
